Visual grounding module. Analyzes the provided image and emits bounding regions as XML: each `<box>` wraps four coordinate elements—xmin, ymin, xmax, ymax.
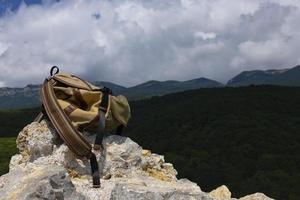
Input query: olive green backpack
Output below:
<box><xmin>35</xmin><ymin>66</ymin><xmax>131</xmax><ymax>188</ymax></box>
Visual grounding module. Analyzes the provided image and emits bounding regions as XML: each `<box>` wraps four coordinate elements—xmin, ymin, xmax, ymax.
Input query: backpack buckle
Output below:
<box><xmin>101</xmin><ymin>86</ymin><xmax>113</xmax><ymax>95</ymax></box>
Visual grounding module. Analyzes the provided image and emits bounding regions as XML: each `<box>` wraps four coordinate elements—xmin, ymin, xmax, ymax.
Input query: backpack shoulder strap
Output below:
<box><xmin>41</xmin><ymin>76</ymin><xmax>100</xmax><ymax>188</ymax></box>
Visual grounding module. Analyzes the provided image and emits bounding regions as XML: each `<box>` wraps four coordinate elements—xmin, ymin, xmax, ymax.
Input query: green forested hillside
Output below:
<box><xmin>0</xmin><ymin>107</ymin><xmax>39</xmax><ymax>136</ymax></box>
<box><xmin>0</xmin><ymin>137</ymin><xmax>18</xmax><ymax>174</ymax></box>
<box><xmin>124</xmin><ymin>85</ymin><xmax>300</xmax><ymax>200</ymax></box>
<box><xmin>0</xmin><ymin>85</ymin><xmax>300</xmax><ymax>199</ymax></box>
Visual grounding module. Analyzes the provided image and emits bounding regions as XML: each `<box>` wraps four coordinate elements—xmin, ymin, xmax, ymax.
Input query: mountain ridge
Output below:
<box><xmin>1</xmin><ymin>65</ymin><xmax>300</xmax><ymax>109</ymax></box>
<box><xmin>0</xmin><ymin>77</ymin><xmax>223</xmax><ymax>109</ymax></box>
<box><xmin>227</xmin><ymin>65</ymin><xmax>300</xmax><ymax>86</ymax></box>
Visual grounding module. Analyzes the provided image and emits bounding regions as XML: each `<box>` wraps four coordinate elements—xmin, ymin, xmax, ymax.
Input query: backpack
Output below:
<box><xmin>35</xmin><ymin>66</ymin><xmax>131</xmax><ymax>188</ymax></box>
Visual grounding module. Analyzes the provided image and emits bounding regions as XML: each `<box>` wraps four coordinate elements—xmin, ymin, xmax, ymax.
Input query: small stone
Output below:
<box><xmin>239</xmin><ymin>193</ymin><xmax>274</xmax><ymax>200</ymax></box>
<box><xmin>102</xmin><ymin>173</ymin><xmax>112</xmax><ymax>180</ymax></box>
<box><xmin>209</xmin><ymin>185</ymin><xmax>231</xmax><ymax>200</ymax></box>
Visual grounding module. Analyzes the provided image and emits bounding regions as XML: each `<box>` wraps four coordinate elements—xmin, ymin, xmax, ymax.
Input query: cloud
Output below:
<box><xmin>232</xmin><ymin>39</ymin><xmax>290</xmax><ymax>69</ymax></box>
<box><xmin>194</xmin><ymin>32</ymin><xmax>217</xmax><ymax>40</ymax></box>
<box><xmin>230</xmin><ymin>3</ymin><xmax>300</xmax><ymax>71</ymax></box>
<box><xmin>0</xmin><ymin>0</ymin><xmax>300</xmax><ymax>87</ymax></box>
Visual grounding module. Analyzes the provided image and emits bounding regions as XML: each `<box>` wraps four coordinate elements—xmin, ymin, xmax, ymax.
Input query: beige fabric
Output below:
<box><xmin>54</xmin><ymin>72</ymin><xmax>100</xmax><ymax>91</ymax></box>
<box><xmin>52</xmin><ymin>72</ymin><xmax>130</xmax><ymax>132</ymax></box>
<box><xmin>110</xmin><ymin>95</ymin><xmax>131</xmax><ymax>126</ymax></box>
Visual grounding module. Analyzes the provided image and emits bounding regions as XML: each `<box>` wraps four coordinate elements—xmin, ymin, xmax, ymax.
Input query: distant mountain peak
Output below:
<box><xmin>227</xmin><ymin>65</ymin><xmax>300</xmax><ymax>86</ymax></box>
<box><xmin>137</xmin><ymin>80</ymin><xmax>161</xmax><ymax>87</ymax></box>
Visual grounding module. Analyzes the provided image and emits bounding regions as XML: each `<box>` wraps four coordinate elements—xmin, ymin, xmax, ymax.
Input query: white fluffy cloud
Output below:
<box><xmin>0</xmin><ymin>0</ymin><xmax>300</xmax><ymax>87</ymax></box>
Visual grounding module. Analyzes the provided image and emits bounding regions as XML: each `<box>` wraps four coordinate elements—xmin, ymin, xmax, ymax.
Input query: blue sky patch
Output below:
<box><xmin>0</xmin><ymin>0</ymin><xmax>52</xmax><ymax>16</ymax></box>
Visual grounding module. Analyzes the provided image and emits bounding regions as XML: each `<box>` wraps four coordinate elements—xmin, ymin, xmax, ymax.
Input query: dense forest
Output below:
<box><xmin>0</xmin><ymin>108</ymin><xmax>39</xmax><ymax>136</ymax></box>
<box><xmin>125</xmin><ymin>85</ymin><xmax>300</xmax><ymax>200</ymax></box>
<box><xmin>0</xmin><ymin>85</ymin><xmax>300</xmax><ymax>199</ymax></box>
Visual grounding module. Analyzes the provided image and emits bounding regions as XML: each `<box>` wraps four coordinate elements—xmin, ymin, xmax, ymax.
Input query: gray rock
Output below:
<box><xmin>239</xmin><ymin>193</ymin><xmax>274</xmax><ymax>200</ymax></box>
<box><xmin>100</xmin><ymin>135</ymin><xmax>143</xmax><ymax>178</ymax></box>
<box><xmin>13</xmin><ymin>120</ymin><xmax>59</xmax><ymax>168</ymax></box>
<box><xmin>109</xmin><ymin>177</ymin><xmax>213</xmax><ymax>200</ymax></box>
<box><xmin>0</xmin><ymin>165</ymin><xmax>84</xmax><ymax>200</ymax></box>
<box><xmin>0</xmin><ymin>121</ymin><xmax>274</xmax><ymax>200</ymax></box>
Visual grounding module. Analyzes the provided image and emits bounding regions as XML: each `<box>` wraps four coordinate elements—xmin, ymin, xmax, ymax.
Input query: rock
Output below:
<box><xmin>239</xmin><ymin>193</ymin><xmax>274</xmax><ymax>200</ymax></box>
<box><xmin>109</xmin><ymin>178</ymin><xmax>210</xmax><ymax>200</ymax></box>
<box><xmin>0</xmin><ymin>120</ymin><xmax>274</xmax><ymax>200</ymax></box>
<box><xmin>71</xmin><ymin>176</ymin><xmax>213</xmax><ymax>200</ymax></box>
<box><xmin>100</xmin><ymin>135</ymin><xmax>143</xmax><ymax>178</ymax></box>
<box><xmin>209</xmin><ymin>185</ymin><xmax>231</xmax><ymax>200</ymax></box>
<box><xmin>0</xmin><ymin>164</ymin><xmax>84</xmax><ymax>200</ymax></box>
<box><xmin>15</xmin><ymin>120</ymin><xmax>59</xmax><ymax>165</ymax></box>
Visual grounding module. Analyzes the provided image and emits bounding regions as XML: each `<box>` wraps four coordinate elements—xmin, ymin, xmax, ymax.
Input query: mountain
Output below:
<box><xmin>0</xmin><ymin>77</ymin><xmax>223</xmax><ymax>109</ymax></box>
<box><xmin>0</xmin><ymin>84</ymin><xmax>41</xmax><ymax>109</ymax></box>
<box><xmin>227</xmin><ymin>65</ymin><xmax>300</xmax><ymax>86</ymax></box>
<box><xmin>94</xmin><ymin>78</ymin><xmax>223</xmax><ymax>99</ymax></box>
<box><xmin>181</xmin><ymin>77</ymin><xmax>224</xmax><ymax>89</ymax></box>
<box><xmin>126</xmin><ymin>78</ymin><xmax>223</xmax><ymax>99</ymax></box>
<box><xmin>1</xmin><ymin>65</ymin><xmax>300</xmax><ymax>109</ymax></box>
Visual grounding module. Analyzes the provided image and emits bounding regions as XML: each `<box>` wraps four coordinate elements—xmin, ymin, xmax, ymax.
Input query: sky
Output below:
<box><xmin>0</xmin><ymin>0</ymin><xmax>300</xmax><ymax>87</ymax></box>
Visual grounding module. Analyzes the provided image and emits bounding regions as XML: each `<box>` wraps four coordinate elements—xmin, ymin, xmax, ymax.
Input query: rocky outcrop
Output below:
<box><xmin>0</xmin><ymin>121</ymin><xmax>274</xmax><ymax>200</ymax></box>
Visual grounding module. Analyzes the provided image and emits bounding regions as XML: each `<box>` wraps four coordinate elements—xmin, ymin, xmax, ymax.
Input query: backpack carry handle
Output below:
<box><xmin>50</xmin><ymin>66</ymin><xmax>60</xmax><ymax>76</ymax></box>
